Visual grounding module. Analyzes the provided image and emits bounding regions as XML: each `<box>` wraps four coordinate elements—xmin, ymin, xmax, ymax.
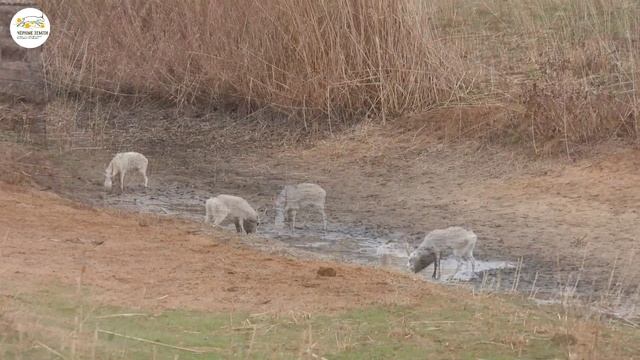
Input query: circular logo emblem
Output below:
<box><xmin>9</xmin><ymin>8</ymin><xmax>50</xmax><ymax>49</ymax></box>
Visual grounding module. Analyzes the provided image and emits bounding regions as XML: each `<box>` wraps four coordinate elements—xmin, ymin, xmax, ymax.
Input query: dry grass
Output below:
<box><xmin>0</xmin><ymin>142</ymin><xmax>46</xmax><ymax>186</ymax></box>
<box><xmin>41</xmin><ymin>0</ymin><xmax>468</xmax><ymax>125</ymax></box>
<box><xmin>1</xmin><ymin>263</ymin><xmax>640</xmax><ymax>359</ymax></box>
<box><xmin>39</xmin><ymin>0</ymin><xmax>640</xmax><ymax>152</ymax></box>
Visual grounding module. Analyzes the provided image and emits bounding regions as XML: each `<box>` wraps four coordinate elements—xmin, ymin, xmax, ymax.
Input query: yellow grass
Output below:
<box><xmin>41</xmin><ymin>0</ymin><xmax>640</xmax><ymax>150</ymax></box>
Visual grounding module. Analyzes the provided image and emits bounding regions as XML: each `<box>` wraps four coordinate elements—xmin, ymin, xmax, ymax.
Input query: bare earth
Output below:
<box><xmin>0</xmin><ymin>182</ymin><xmax>444</xmax><ymax>312</ymax></box>
<box><xmin>6</xmin><ymin>116</ymin><xmax>640</xmax><ymax>312</ymax></box>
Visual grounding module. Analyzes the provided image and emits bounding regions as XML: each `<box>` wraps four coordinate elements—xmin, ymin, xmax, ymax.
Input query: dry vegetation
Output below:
<box><xmin>5</xmin><ymin>3</ymin><xmax>640</xmax><ymax>356</ymax></box>
<box><xmin>40</xmin><ymin>0</ymin><xmax>640</xmax><ymax>153</ymax></box>
<box><xmin>1</xmin><ymin>182</ymin><xmax>639</xmax><ymax>358</ymax></box>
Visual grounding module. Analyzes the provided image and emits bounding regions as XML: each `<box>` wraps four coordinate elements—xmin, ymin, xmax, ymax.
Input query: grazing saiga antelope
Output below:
<box><xmin>406</xmin><ymin>226</ymin><xmax>477</xmax><ymax>280</ymax></box>
<box><xmin>104</xmin><ymin>152</ymin><xmax>149</xmax><ymax>192</ymax></box>
<box><xmin>205</xmin><ymin>194</ymin><xmax>259</xmax><ymax>234</ymax></box>
<box><xmin>274</xmin><ymin>183</ymin><xmax>327</xmax><ymax>232</ymax></box>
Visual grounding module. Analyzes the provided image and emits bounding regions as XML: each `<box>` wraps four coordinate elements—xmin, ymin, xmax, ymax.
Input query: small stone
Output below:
<box><xmin>317</xmin><ymin>267</ymin><xmax>337</xmax><ymax>277</ymax></box>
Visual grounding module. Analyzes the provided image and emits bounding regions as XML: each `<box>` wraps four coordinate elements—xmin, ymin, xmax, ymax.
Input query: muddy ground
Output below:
<box><xmin>0</xmin><ymin>182</ymin><xmax>448</xmax><ymax>313</ymax></box>
<box><xmin>20</xmin><ymin>111</ymin><xmax>640</xmax><ymax>320</ymax></box>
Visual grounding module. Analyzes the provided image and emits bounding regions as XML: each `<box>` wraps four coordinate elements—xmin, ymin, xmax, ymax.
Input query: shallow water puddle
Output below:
<box><xmin>375</xmin><ymin>241</ymin><xmax>516</xmax><ymax>281</ymax></box>
<box><xmin>62</xmin><ymin>175</ymin><xmax>640</xmax><ymax>321</ymax></box>
<box><xmin>90</xmin><ymin>183</ymin><xmax>640</xmax><ymax>321</ymax></box>
<box><xmin>101</xmin><ymin>186</ymin><xmax>519</xmax><ymax>285</ymax></box>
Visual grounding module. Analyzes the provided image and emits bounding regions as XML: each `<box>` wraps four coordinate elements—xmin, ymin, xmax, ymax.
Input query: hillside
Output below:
<box><xmin>0</xmin><ymin>176</ymin><xmax>639</xmax><ymax>358</ymax></box>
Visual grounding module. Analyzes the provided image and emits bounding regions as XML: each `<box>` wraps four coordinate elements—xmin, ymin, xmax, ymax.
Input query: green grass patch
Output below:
<box><xmin>3</xmin><ymin>285</ymin><xmax>640</xmax><ymax>359</ymax></box>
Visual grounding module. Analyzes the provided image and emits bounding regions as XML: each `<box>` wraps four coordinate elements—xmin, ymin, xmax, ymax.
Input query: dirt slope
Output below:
<box><xmin>275</xmin><ymin>131</ymin><xmax>640</xmax><ymax>304</ymax></box>
<box><xmin>9</xmin><ymin>114</ymin><xmax>640</xmax><ymax>306</ymax></box>
<box><xmin>0</xmin><ymin>182</ymin><xmax>439</xmax><ymax>312</ymax></box>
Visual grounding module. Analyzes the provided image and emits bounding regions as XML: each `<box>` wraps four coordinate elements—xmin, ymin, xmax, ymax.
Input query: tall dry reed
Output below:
<box><xmin>41</xmin><ymin>0</ymin><xmax>640</xmax><ymax>150</ymax></box>
<box><xmin>42</xmin><ymin>0</ymin><xmax>469</xmax><ymax>126</ymax></box>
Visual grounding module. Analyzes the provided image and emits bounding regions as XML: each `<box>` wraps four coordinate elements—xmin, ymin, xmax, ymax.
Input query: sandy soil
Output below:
<box><xmin>8</xmin><ymin>113</ymin><xmax>640</xmax><ymax>314</ymax></box>
<box><xmin>0</xmin><ymin>182</ymin><xmax>444</xmax><ymax>313</ymax></box>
